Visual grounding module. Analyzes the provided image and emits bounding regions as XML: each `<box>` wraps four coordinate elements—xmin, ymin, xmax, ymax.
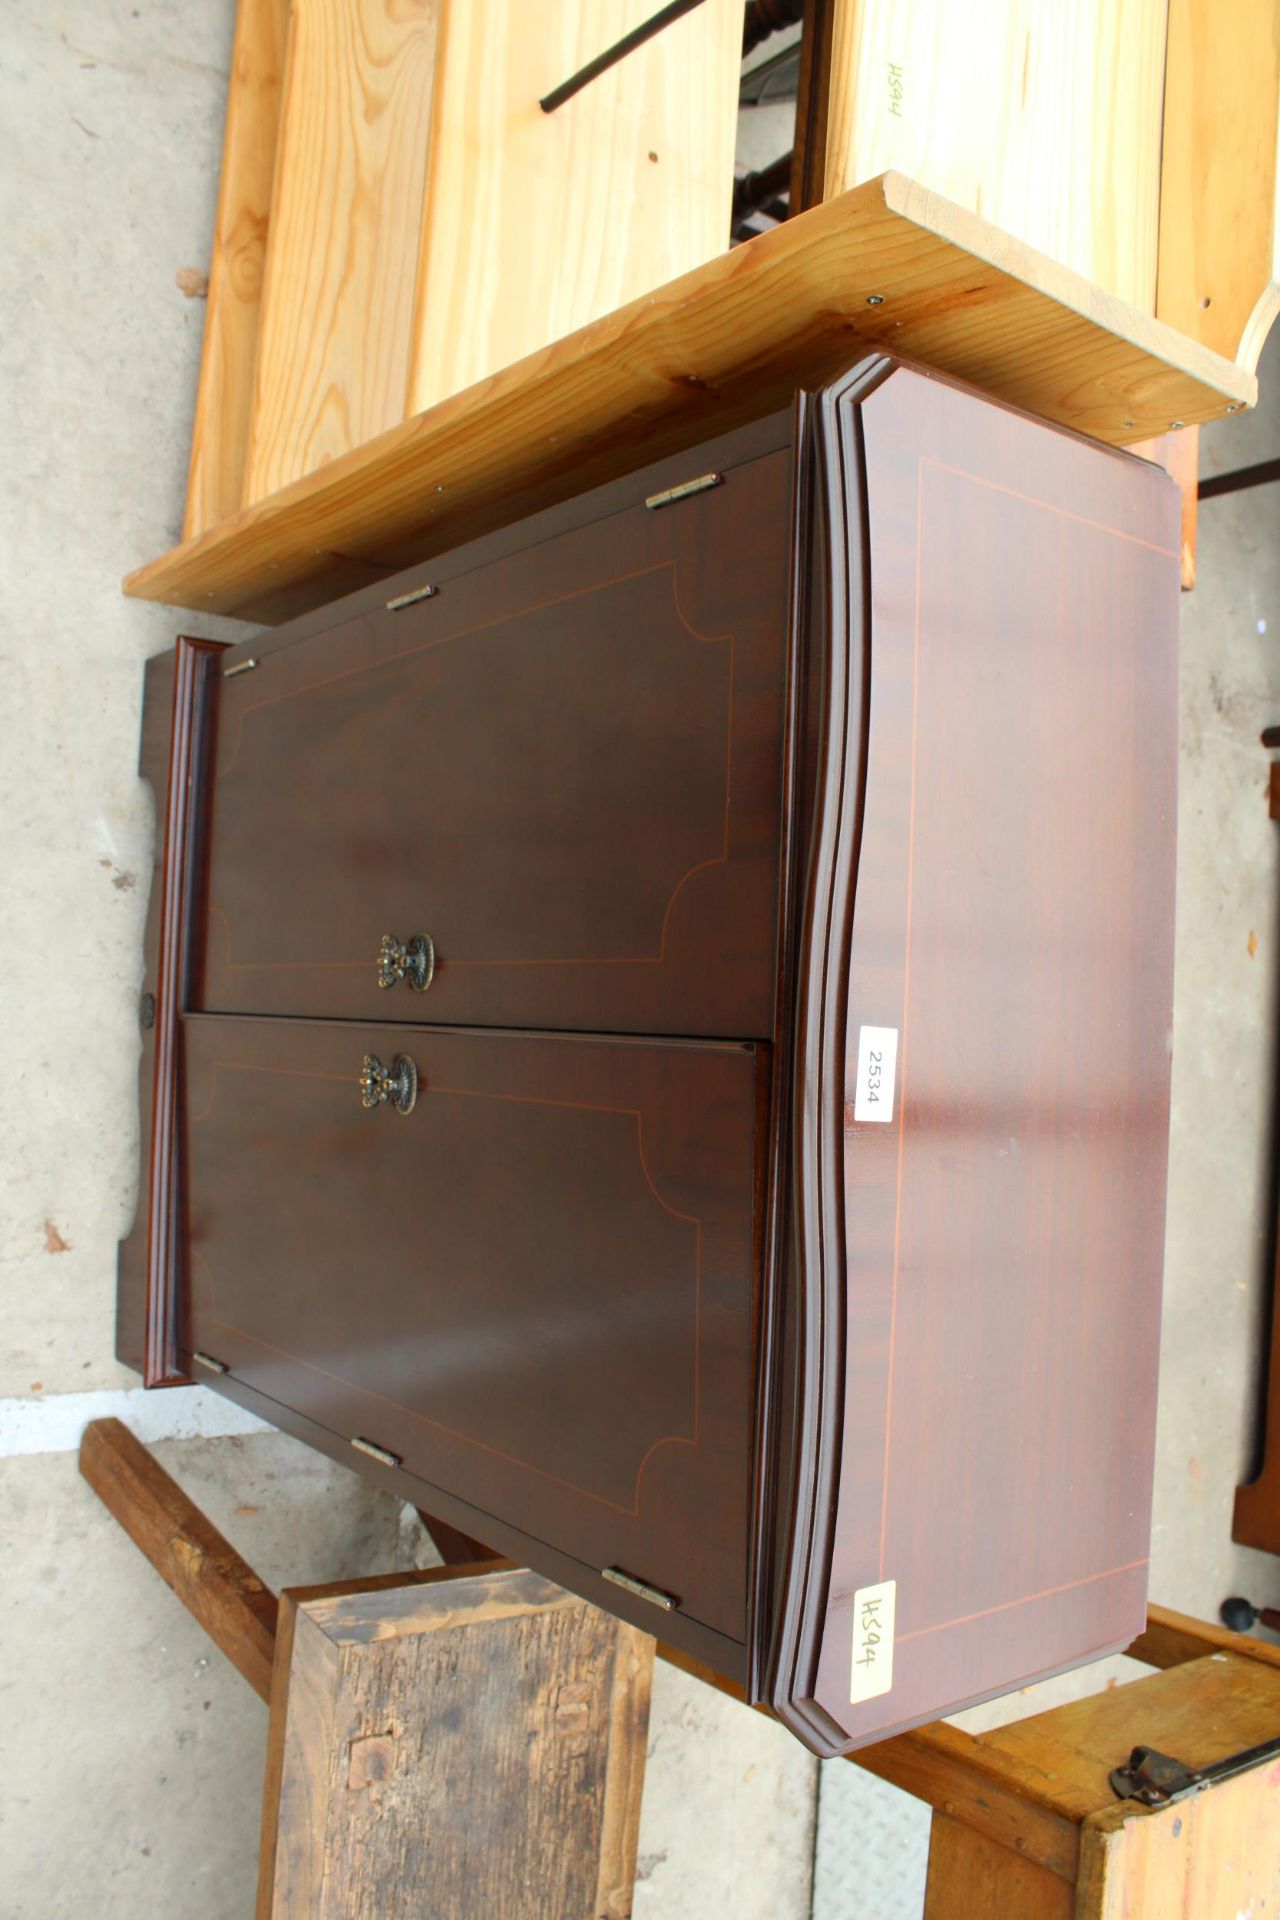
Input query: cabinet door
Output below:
<box><xmin>195</xmin><ymin>447</ymin><xmax>791</xmax><ymax>1038</ymax></box>
<box><xmin>181</xmin><ymin>1015</ymin><xmax>762</xmax><ymax>1644</ymax></box>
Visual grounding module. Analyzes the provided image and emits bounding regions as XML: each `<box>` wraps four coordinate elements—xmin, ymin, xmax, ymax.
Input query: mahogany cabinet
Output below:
<box><xmin>120</xmin><ymin>355</ymin><xmax>1181</xmax><ymax>1756</ymax></box>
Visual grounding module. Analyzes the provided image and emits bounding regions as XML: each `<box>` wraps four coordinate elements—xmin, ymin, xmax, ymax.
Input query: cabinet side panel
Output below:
<box><xmin>117</xmin><ymin>651</ymin><xmax>176</xmax><ymax>1375</ymax></box>
<box><xmin>118</xmin><ymin>640</ymin><xmax>228</xmax><ymax>1383</ymax></box>
<box><xmin>813</xmin><ymin>366</ymin><xmax>1179</xmax><ymax>1748</ymax></box>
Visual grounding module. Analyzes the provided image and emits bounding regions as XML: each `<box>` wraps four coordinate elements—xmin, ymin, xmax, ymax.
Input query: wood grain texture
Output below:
<box><xmin>124</xmin><ymin>172</ymin><xmax>1254</xmax><ymax>625</ymax></box>
<box><xmin>922</xmin><ymin>1815</ymin><xmax>1073</xmax><ymax>1920</ymax></box>
<box><xmin>183</xmin><ymin>0</ymin><xmax>291</xmax><ymax>540</ymax></box>
<box><xmin>1078</xmin><ymin>1763</ymin><xmax>1280</xmax><ymax>1920</ymax></box>
<box><xmin>851</xmin><ymin>1722</ymin><xmax>1083</xmax><ymax>1883</ymax></box>
<box><xmin>405</xmin><ymin>0</ymin><xmax>740</xmax><ymax>415</ymax></box>
<box><xmin>1130</xmin><ymin>427</ymin><xmax>1199</xmax><ymax>588</ymax></box>
<box><xmin>776</xmin><ymin>363</ymin><xmax>1179</xmax><ymax>1755</ymax></box>
<box><xmin>183</xmin><ymin>1015</ymin><xmax>762</xmax><ymax>1645</ymax></box>
<box><xmin>258</xmin><ymin>1567</ymin><xmax>653</xmax><ymax>1920</ymax></box>
<box><xmin>79</xmin><ymin>1417</ymin><xmax>278</xmax><ymax>1700</ymax></box>
<box><xmin>1156</xmin><ymin>0</ymin><xmax>1280</xmax><ymax>369</ymax></box>
<box><xmin>789</xmin><ymin>0</ymin><xmax>838</xmax><ymax>213</ymax></box>
<box><xmin>241</xmin><ymin>0</ymin><xmax>440</xmax><ymax>505</ymax></box>
<box><xmin>980</xmin><ymin>1652</ymin><xmax>1280</xmax><ymax>1822</ymax></box>
<box><xmin>1128</xmin><ymin>1600</ymin><xmax>1280</xmax><ymax>1672</ymax></box>
<box><xmin>821</xmin><ymin>0</ymin><xmax>1167</xmax><ymax>308</ymax></box>
<box><xmin>855</xmin><ymin>1634</ymin><xmax>1280</xmax><ymax>1904</ymax></box>
<box><xmin>195</xmin><ymin>438</ymin><xmax>790</xmax><ymax>1038</ymax></box>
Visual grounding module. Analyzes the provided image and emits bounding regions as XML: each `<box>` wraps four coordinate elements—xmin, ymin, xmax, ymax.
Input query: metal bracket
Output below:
<box><xmin>1110</xmin><ymin>1735</ymin><xmax>1280</xmax><ymax>1807</ymax></box>
<box><xmin>602</xmin><ymin>1566</ymin><xmax>678</xmax><ymax>1612</ymax></box>
<box><xmin>645</xmin><ymin>471</ymin><xmax>722</xmax><ymax>511</ymax></box>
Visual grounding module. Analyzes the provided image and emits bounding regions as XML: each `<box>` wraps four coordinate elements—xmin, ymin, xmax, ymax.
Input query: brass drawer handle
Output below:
<box><xmin>378</xmin><ymin>932</ymin><xmax>435</xmax><ymax>992</ymax></box>
<box><xmin>359</xmin><ymin>1052</ymin><xmax>418</xmax><ymax>1115</ymax></box>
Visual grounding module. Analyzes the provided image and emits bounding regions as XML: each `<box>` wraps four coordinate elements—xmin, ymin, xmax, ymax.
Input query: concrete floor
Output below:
<box><xmin>0</xmin><ymin>5</ymin><xmax>1276</xmax><ymax>1917</ymax></box>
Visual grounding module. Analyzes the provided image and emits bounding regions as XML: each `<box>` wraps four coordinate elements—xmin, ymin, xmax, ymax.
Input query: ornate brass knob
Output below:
<box><xmin>378</xmin><ymin>932</ymin><xmax>435</xmax><ymax>992</ymax></box>
<box><xmin>359</xmin><ymin>1052</ymin><xmax>418</xmax><ymax>1115</ymax></box>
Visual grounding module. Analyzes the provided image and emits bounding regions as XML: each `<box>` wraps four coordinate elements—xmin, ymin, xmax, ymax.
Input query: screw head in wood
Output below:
<box><xmin>866</xmin><ymin>293</ymin><xmax>885</xmax><ymax>306</ymax></box>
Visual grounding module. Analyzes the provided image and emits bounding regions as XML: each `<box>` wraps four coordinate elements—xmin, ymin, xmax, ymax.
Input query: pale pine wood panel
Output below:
<box><xmin>405</xmin><ymin>0</ymin><xmax>740</xmax><ymax>415</ymax></box>
<box><xmin>124</xmin><ymin>173</ymin><xmax>1255</xmax><ymax>626</ymax></box>
<box><xmin>1156</xmin><ymin>0</ymin><xmax>1280</xmax><ymax>369</ymax></box>
<box><xmin>1079</xmin><ymin>1762</ymin><xmax>1280</xmax><ymax>1920</ymax></box>
<box><xmin>182</xmin><ymin>0</ymin><xmax>291</xmax><ymax>540</ymax></box>
<box><xmin>241</xmin><ymin>0</ymin><xmax>440</xmax><ymax>505</ymax></box>
<box><xmin>822</xmin><ymin>0</ymin><xmax>1167</xmax><ymax>310</ymax></box>
<box><xmin>981</xmin><ymin>1653</ymin><xmax>1280</xmax><ymax>1823</ymax></box>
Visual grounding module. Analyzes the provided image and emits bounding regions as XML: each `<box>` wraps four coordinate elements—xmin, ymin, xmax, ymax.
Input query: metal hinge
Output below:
<box><xmin>223</xmin><ymin>657</ymin><xmax>258</xmax><ymax>679</ymax></box>
<box><xmin>1110</xmin><ymin>1735</ymin><xmax>1280</xmax><ymax>1807</ymax></box>
<box><xmin>602</xmin><ymin>1566</ymin><xmax>678</xmax><ymax>1612</ymax></box>
<box><xmin>386</xmin><ymin>583</ymin><xmax>438</xmax><ymax>613</ymax></box>
<box><xmin>192</xmin><ymin>1350</ymin><xmax>229</xmax><ymax>1375</ymax></box>
<box><xmin>351</xmin><ymin>1435</ymin><xmax>402</xmax><ymax>1469</ymax></box>
<box><xmin>644</xmin><ymin>472</ymin><xmax>722</xmax><ymax>511</ymax></box>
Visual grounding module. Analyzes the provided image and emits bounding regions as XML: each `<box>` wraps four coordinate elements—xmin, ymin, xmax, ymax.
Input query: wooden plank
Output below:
<box><xmin>922</xmin><ymin>1814</ymin><xmax>1073</xmax><ymax>1920</ymax></box>
<box><xmin>124</xmin><ymin>170</ymin><xmax>1255</xmax><ymax>625</ymax></box>
<box><xmin>183</xmin><ymin>0</ymin><xmax>291</xmax><ymax>540</ymax></box>
<box><xmin>1078</xmin><ymin>1762</ymin><xmax>1280</xmax><ymax>1920</ymax></box>
<box><xmin>257</xmin><ymin>1605</ymin><xmax>338</xmax><ymax>1918</ymax></box>
<box><xmin>79</xmin><ymin>1417</ymin><xmax>279</xmax><ymax>1701</ymax></box>
<box><xmin>820</xmin><ymin>0</ymin><xmax>1167</xmax><ymax>309</ymax></box>
<box><xmin>851</xmin><ymin>1722</ymin><xmax>1082</xmax><ymax>1883</ymax></box>
<box><xmin>1130</xmin><ymin>427</ymin><xmax>1199</xmax><ymax>588</ymax></box>
<box><xmin>258</xmin><ymin>1565</ymin><xmax>653</xmax><ymax>1920</ymax></box>
<box><xmin>975</xmin><ymin>1653</ymin><xmax>1280</xmax><ymax>1824</ymax></box>
<box><xmin>405</xmin><ymin>0</ymin><xmax>741</xmax><ymax>416</ymax></box>
<box><xmin>790</xmin><ymin>0</ymin><xmax>839</xmax><ymax>213</ymax></box>
<box><xmin>1128</xmin><ymin>1601</ymin><xmax>1280</xmax><ymax>1672</ymax></box>
<box><xmin>255</xmin><ymin>1589</ymin><xmax>304</xmax><ymax>1919</ymax></box>
<box><xmin>1156</xmin><ymin>0</ymin><xmax>1280</xmax><ymax>370</ymax></box>
<box><xmin>240</xmin><ymin>0</ymin><xmax>441</xmax><ymax>505</ymax></box>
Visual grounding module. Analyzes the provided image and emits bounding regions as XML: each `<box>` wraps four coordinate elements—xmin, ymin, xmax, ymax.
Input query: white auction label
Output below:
<box><xmin>850</xmin><ymin>1578</ymin><xmax>897</xmax><ymax>1704</ymax></box>
<box><xmin>853</xmin><ymin>1025</ymin><xmax>898</xmax><ymax>1123</ymax></box>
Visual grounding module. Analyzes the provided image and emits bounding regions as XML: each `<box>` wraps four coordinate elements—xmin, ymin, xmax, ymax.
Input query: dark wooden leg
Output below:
<box><xmin>79</xmin><ymin>1416</ymin><xmax>279</xmax><ymax>1701</ymax></box>
<box><xmin>414</xmin><ymin>1506</ymin><xmax>501</xmax><ymax>1566</ymax></box>
<box><xmin>788</xmin><ymin>0</ymin><xmax>836</xmax><ymax>212</ymax></box>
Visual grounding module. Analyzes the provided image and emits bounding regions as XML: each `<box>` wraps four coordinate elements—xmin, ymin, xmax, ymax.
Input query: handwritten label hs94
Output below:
<box><xmin>850</xmin><ymin>1578</ymin><xmax>897</xmax><ymax>1705</ymax></box>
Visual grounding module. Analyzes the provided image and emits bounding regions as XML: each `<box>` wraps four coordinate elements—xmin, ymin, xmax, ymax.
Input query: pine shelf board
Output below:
<box><xmin>127</xmin><ymin>170</ymin><xmax>1256</xmax><ymax>625</ymax></box>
